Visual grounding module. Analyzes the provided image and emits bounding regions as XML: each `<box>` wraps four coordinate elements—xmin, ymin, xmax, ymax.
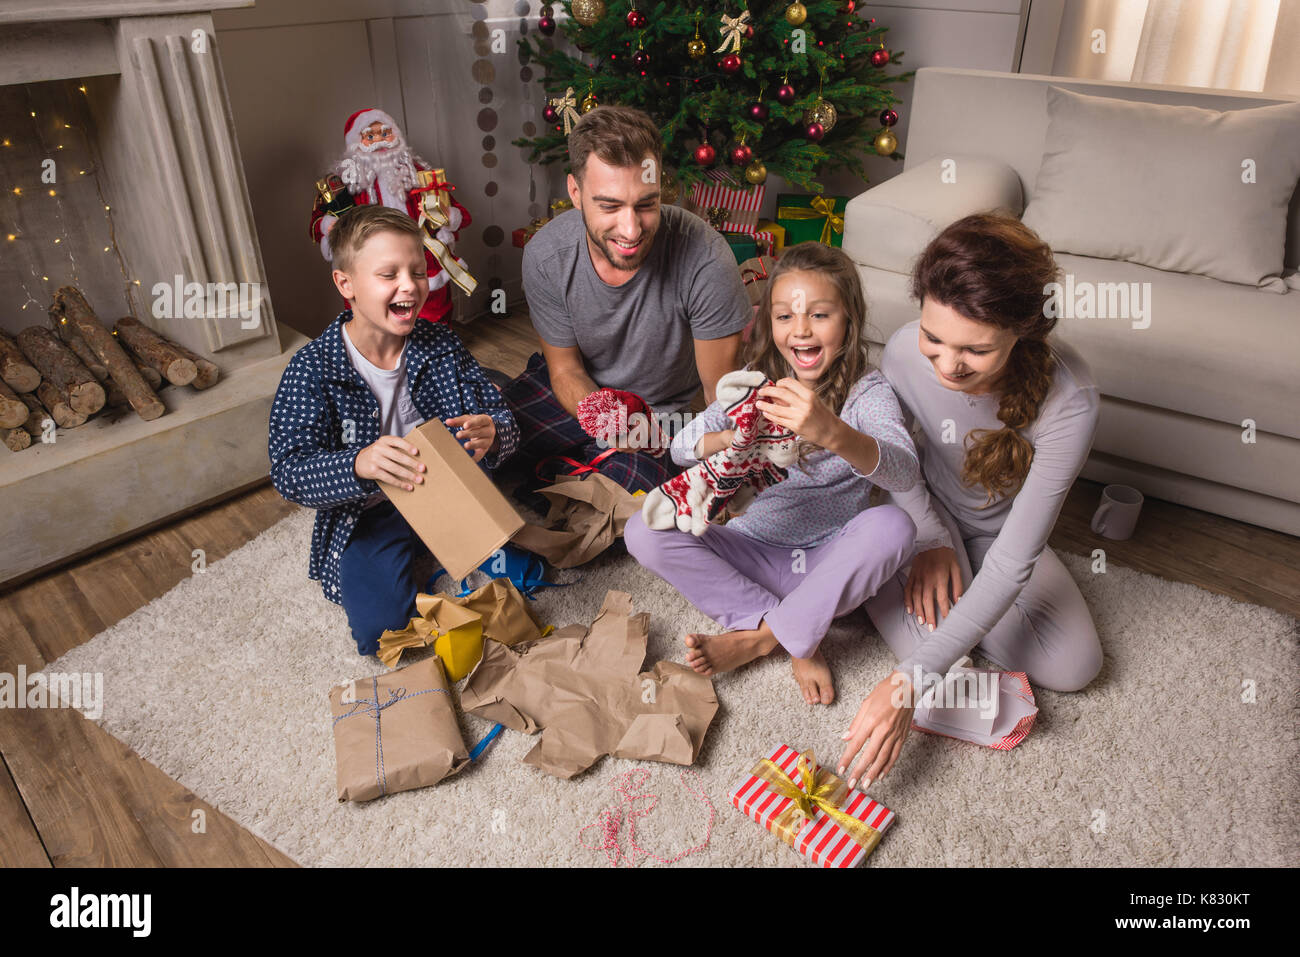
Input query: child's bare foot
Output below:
<box><xmin>791</xmin><ymin>650</ymin><xmax>835</xmax><ymax>705</ymax></box>
<box><xmin>684</xmin><ymin>622</ymin><xmax>779</xmax><ymax>676</ymax></box>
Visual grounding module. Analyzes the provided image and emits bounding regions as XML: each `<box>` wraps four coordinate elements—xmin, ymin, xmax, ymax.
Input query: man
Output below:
<box><xmin>504</xmin><ymin>105</ymin><xmax>750</xmax><ymax>494</ymax></box>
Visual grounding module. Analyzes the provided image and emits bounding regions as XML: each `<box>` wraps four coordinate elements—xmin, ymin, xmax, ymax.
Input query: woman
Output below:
<box><xmin>837</xmin><ymin>213</ymin><xmax>1104</xmax><ymax>790</ymax></box>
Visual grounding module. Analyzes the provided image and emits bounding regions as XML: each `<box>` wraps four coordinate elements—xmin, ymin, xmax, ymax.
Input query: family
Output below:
<box><xmin>269</xmin><ymin>105</ymin><xmax>1103</xmax><ymax>789</ymax></box>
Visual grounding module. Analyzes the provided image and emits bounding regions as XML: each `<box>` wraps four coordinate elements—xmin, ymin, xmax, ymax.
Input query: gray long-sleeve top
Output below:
<box><xmin>881</xmin><ymin>320</ymin><xmax>1100</xmax><ymax>687</ymax></box>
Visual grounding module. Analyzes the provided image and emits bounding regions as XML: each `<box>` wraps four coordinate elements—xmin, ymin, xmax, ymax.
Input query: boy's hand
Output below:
<box><xmin>446</xmin><ymin>414</ymin><xmax>497</xmax><ymax>463</ymax></box>
<box><xmin>354</xmin><ymin>435</ymin><xmax>425</xmax><ymax>491</ymax></box>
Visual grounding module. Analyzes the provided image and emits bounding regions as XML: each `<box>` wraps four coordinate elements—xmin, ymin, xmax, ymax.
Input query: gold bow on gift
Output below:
<box><xmin>413</xmin><ymin>170</ymin><xmax>477</xmax><ymax>297</ymax></box>
<box><xmin>550</xmin><ymin>86</ymin><xmax>582</xmax><ymax>135</ymax></box>
<box><xmin>715</xmin><ymin>10</ymin><xmax>752</xmax><ymax>54</ymax></box>
<box><xmin>776</xmin><ymin>196</ymin><xmax>845</xmax><ymax>246</ymax></box>
<box><xmin>751</xmin><ymin>749</ymin><xmax>883</xmax><ymax>855</ymax></box>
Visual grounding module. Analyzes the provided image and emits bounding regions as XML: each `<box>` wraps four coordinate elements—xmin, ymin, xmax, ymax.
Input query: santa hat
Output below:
<box><xmin>344</xmin><ymin>108</ymin><xmax>400</xmax><ymax>148</ymax></box>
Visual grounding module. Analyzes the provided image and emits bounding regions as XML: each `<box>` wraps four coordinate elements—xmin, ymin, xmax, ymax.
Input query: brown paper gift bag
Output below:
<box><xmin>329</xmin><ymin>655</ymin><xmax>469</xmax><ymax>802</ymax></box>
<box><xmin>510</xmin><ymin>473</ymin><xmax>641</xmax><ymax>568</ymax></box>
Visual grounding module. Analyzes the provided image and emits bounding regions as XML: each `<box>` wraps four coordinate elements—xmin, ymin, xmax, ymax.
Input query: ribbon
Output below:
<box><xmin>332</xmin><ymin>678</ymin><xmax>444</xmax><ymax>798</ymax></box>
<box><xmin>740</xmin><ymin>256</ymin><xmax>771</xmax><ymax>286</ymax></box>
<box><xmin>534</xmin><ymin>446</ymin><xmax>621</xmax><ymax>482</ymax></box>
<box><xmin>550</xmin><ymin>86</ymin><xmax>582</xmax><ymax>135</ymax></box>
<box><xmin>715</xmin><ymin>9</ymin><xmax>751</xmax><ymax>54</ymax></box>
<box><xmin>776</xmin><ymin>195</ymin><xmax>845</xmax><ymax>246</ymax></box>
<box><xmin>749</xmin><ymin>750</ymin><xmax>884</xmax><ymax>857</ymax></box>
<box><xmin>411</xmin><ymin>181</ymin><xmax>478</xmax><ymax>297</ymax></box>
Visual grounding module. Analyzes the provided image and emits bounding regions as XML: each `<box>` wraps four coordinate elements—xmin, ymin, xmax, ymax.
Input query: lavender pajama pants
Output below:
<box><xmin>624</xmin><ymin>505</ymin><xmax>917</xmax><ymax>659</ymax></box>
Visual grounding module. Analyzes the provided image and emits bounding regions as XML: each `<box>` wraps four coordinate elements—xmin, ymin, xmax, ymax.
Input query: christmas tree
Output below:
<box><xmin>513</xmin><ymin>1</ymin><xmax>911</xmax><ymax>196</ymax></box>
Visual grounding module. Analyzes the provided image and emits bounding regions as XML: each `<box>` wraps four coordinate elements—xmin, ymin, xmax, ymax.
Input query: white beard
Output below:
<box><xmin>337</xmin><ymin>140</ymin><xmax>421</xmax><ymax>210</ymax></box>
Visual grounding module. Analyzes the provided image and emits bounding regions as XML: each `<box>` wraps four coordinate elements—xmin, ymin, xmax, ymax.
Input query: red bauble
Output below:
<box><xmin>632</xmin><ymin>49</ymin><xmax>650</xmax><ymax>68</ymax></box>
<box><xmin>748</xmin><ymin>101</ymin><xmax>769</xmax><ymax>121</ymax></box>
<box><xmin>730</xmin><ymin>143</ymin><xmax>753</xmax><ymax>165</ymax></box>
<box><xmin>843</xmin><ymin>0</ymin><xmax>855</xmax><ymax>11</ymax></box>
<box><xmin>538</xmin><ymin>15</ymin><xmax>556</xmax><ymax>35</ymax></box>
<box><xmin>626</xmin><ymin>10</ymin><xmax>647</xmax><ymax>28</ymax></box>
<box><xmin>744</xmin><ymin>25</ymin><xmax>755</xmax><ymax>39</ymax></box>
<box><xmin>543</xmin><ymin>104</ymin><xmax>558</xmax><ymax>122</ymax></box>
<box><xmin>776</xmin><ymin>83</ymin><xmax>796</xmax><ymax>105</ymax></box>
<box><xmin>805</xmin><ymin>122</ymin><xmax>824</xmax><ymax>142</ymax></box>
<box><xmin>694</xmin><ymin>143</ymin><xmax>717</xmax><ymax>166</ymax></box>
<box><xmin>879</xmin><ymin>108</ymin><xmax>899</xmax><ymax>127</ymax></box>
<box><xmin>870</xmin><ymin>48</ymin><xmax>891</xmax><ymax>67</ymax></box>
<box><xmin>720</xmin><ymin>53</ymin><xmax>742</xmax><ymax>74</ymax></box>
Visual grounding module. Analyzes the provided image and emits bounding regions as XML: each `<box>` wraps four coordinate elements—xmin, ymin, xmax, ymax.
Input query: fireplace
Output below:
<box><xmin>0</xmin><ymin>1</ymin><xmax>304</xmax><ymax>586</ymax></box>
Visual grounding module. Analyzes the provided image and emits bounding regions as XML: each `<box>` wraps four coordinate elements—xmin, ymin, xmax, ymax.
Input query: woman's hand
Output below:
<box><xmin>837</xmin><ymin>670</ymin><xmax>916</xmax><ymax>790</ymax></box>
<box><xmin>755</xmin><ymin>378</ymin><xmax>842</xmax><ymax>447</ymax></box>
<box><xmin>446</xmin><ymin>413</ymin><xmax>497</xmax><ymax>462</ymax></box>
<box><xmin>354</xmin><ymin>435</ymin><xmax>425</xmax><ymax>490</ymax></box>
<box><xmin>905</xmin><ymin>546</ymin><xmax>965</xmax><ymax>631</ymax></box>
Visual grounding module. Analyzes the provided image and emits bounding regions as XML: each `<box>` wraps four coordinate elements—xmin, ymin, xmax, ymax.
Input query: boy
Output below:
<box><xmin>269</xmin><ymin>204</ymin><xmax>519</xmax><ymax>655</ymax></box>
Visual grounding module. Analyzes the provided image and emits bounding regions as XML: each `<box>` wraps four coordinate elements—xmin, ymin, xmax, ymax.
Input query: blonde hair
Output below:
<box><xmin>567</xmin><ymin>105</ymin><xmax>663</xmax><ymax>189</ymax></box>
<box><xmin>328</xmin><ymin>204</ymin><xmax>421</xmax><ymax>272</ymax></box>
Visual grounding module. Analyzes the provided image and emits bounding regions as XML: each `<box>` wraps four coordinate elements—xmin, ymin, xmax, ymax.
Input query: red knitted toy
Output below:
<box><xmin>577</xmin><ymin>388</ymin><xmax>669</xmax><ymax>457</ymax></box>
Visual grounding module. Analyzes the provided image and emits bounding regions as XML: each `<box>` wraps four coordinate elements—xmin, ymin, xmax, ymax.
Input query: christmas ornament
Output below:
<box><xmin>776</xmin><ymin>83</ymin><xmax>796</xmax><ymax>105</ymax></box>
<box><xmin>716</xmin><ymin>9</ymin><xmax>751</xmax><ymax>55</ymax></box>
<box><xmin>660</xmin><ymin>170</ymin><xmax>681</xmax><ymax>205</ymax></box>
<box><xmin>687</xmin><ymin>37</ymin><xmax>707</xmax><ymax>58</ymax></box>
<box><xmin>745</xmin><ymin>24</ymin><xmax>755</xmax><ymax>39</ymax></box>
<box><xmin>784</xmin><ymin>3</ymin><xmax>807</xmax><ymax>27</ymax></box>
<box><xmin>581</xmin><ymin>92</ymin><xmax>599</xmax><ymax>113</ymax></box>
<box><xmin>538</xmin><ymin>3</ymin><xmax>556</xmax><ymax>34</ymax></box>
<box><xmin>632</xmin><ymin>48</ymin><xmax>650</xmax><ymax>69</ymax></box>
<box><xmin>873</xmin><ymin>129</ymin><xmax>898</xmax><ymax>155</ymax></box>
<box><xmin>842</xmin><ymin>0</ymin><xmax>855</xmax><ymax>12</ymax></box>
<box><xmin>804</xmin><ymin>122</ymin><xmax>824</xmax><ymax>142</ymax></box>
<box><xmin>694</xmin><ymin>143</ymin><xmax>717</xmax><ymax>166</ymax></box>
<box><xmin>549</xmin><ymin>86</ymin><xmax>582</xmax><ymax>134</ymax></box>
<box><xmin>543</xmin><ymin>103</ymin><xmax>558</xmax><ymax>123</ymax></box>
<box><xmin>572</xmin><ymin>0</ymin><xmax>605</xmax><ymax>27</ymax></box>
<box><xmin>871</xmin><ymin>47</ymin><xmax>891</xmax><ymax>67</ymax></box>
<box><xmin>748</xmin><ymin>100</ymin><xmax>769</xmax><ymax>121</ymax></box>
<box><xmin>879</xmin><ymin>108</ymin><xmax>898</xmax><ymax>127</ymax></box>
<box><xmin>626</xmin><ymin>8</ymin><xmax>646</xmax><ymax>29</ymax></box>
<box><xmin>804</xmin><ymin>97</ymin><xmax>837</xmax><ymax>134</ymax></box>
<box><xmin>720</xmin><ymin>53</ymin><xmax>742</xmax><ymax>74</ymax></box>
<box><xmin>730</xmin><ymin>141</ymin><xmax>753</xmax><ymax>165</ymax></box>
<box><xmin>745</xmin><ymin>159</ymin><xmax>767</xmax><ymax>184</ymax></box>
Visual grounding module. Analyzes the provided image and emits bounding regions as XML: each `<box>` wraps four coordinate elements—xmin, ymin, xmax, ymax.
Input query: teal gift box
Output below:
<box><xmin>774</xmin><ymin>193</ymin><xmax>848</xmax><ymax>248</ymax></box>
<box><xmin>723</xmin><ymin>231</ymin><xmax>759</xmax><ymax>265</ymax></box>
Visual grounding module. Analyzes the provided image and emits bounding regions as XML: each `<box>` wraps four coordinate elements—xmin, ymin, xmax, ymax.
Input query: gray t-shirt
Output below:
<box><xmin>521</xmin><ymin>204</ymin><xmax>752</xmax><ymax>413</ymax></box>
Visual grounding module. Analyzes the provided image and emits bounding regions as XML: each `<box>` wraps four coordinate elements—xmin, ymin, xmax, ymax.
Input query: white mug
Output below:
<box><xmin>1091</xmin><ymin>484</ymin><xmax>1144</xmax><ymax>540</ymax></box>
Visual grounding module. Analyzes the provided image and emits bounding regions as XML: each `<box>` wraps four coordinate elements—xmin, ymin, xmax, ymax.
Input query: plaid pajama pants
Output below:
<box><xmin>500</xmin><ymin>352</ymin><xmax>683</xmax><ymax>495</ymax></box>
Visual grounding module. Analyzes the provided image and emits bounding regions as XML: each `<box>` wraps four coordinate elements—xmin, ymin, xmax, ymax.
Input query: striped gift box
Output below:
<box><xmin>731</xmin><ymin>744</ymin><xmax>895</xmax><ymax>868</ymax></box>
<box><xmin>687</xmin><ymin>169</ymin><xmax>765</xmax><ymax>234</ymax></box>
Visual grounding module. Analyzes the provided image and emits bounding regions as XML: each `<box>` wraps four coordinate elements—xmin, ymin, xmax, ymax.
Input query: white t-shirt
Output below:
<box><xmin>342</xmin><ymin>322</ymin><xmax>426</xmax><ymax>508</ymax></box>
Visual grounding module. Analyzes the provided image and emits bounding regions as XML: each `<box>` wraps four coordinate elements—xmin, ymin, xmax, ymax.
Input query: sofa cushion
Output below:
<box><xmin>843</xmin><ymin>155</ymin><xmax>1024</xmax><ymax>276</ymax></box>
<box><xmin>1022</xmin><ymin>86</ymin><xmax>1300</xmax><ymax>292</ymax></box>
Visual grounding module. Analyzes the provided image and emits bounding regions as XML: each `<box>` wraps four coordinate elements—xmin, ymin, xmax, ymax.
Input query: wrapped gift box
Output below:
<box><xmin>723</xmin><ymin>231</ymin><xmax>759</xmax><ymax>265</ymax></box>
<box><xmin>512</xmin><ymin>218</ymin><xmax>550</xmax><ymax>248</ymax></box>
<box><xmin>775</xmin><ymin>193</ymin><xmax>848</xmax><ymax>248</ymax></box>
<box><xmin>731</xmin><ymin>743</ymin><xmax>895</xmax><ymax>867</ymax></box>
<box><xmin>688</xmin><ymin>168</ymin><xmax>765</xmax><ymax>234</ymax></box>
<box><xmin>752</xmin><ymin>219</ymin><xmax>785</xmax><ymax>255</ymax></box>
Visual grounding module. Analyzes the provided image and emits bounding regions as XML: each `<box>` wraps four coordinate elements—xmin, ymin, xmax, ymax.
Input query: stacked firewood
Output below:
<box><xmin>0</xmin><ymin>285</ymin><xmax>221</xmax><ymax>452</ymax></box>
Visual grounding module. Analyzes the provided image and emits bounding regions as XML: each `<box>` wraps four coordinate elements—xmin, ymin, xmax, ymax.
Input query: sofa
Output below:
<box><xmin>841</xmin><ymin>67</ymin><xmax>1300</xmax><ymax>537</ymax></box>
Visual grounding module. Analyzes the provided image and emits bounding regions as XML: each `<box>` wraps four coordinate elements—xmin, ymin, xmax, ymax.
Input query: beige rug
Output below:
<box><xmin>45</xmin><ymin>507</ymin><xmax>1299</xmax><ymax>867</ymax></box>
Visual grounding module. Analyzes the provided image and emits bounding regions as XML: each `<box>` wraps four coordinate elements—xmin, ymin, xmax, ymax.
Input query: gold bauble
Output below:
<box><xmin>687</xmin><ymin>38</ymin><xmax>707</xmax><ymax>59</ymax></box>
<box><xmin>784</xmin><ymin>2</ymin><xmax>807</xmax><ymax>26</ymax></box>
<box><xmin>581</xmin><ymin>93</ymin><xmax>598</xmax><ymax>113</ymax></box>
<box><xmin>571</xmin><ymin>0</ymin><xmax>606</xmax><ymax>27</ymax></box>
<box><xmin>873</xmin><ymin>129</ymin><xmax>898</xmax><ymax>156</ymax></box>
<box><xmin>804</xmin><ymin>97</ymin><xmax>838</xmax><ymax>134</ymax></box>
<box><xmin>744</xmin><ymin>159</ymin><xmax>768</xmax><ymax>185</ymax></box>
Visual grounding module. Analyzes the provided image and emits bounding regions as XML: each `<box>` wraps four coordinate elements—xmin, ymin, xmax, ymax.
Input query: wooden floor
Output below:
<box><xmin>2</xmin><ymin>309</ymin><xmax>1297</xmax><ymax>867</ymax></box>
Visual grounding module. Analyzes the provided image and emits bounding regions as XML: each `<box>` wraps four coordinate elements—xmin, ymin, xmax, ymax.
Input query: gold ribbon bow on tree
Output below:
<box><xmin>776</xmin><ymin>196</ymin><xmax>845</xmax><ymax>246</ymax></box>
<box><xmin>413</xmin><ymin>170</ymin><xmax>478</xmax><ymax>297</ymax></box>
<box><xmin>550</xmin><ymin>86</ymin><xmax>582</xmax><ymax>135</ymax></box>
<box><xmin>750</xmin><ymin>749</ymin><xmax>884</xmax><ymax>855</ymax></box>
<box><xmin>715</xmin><ymin>9</ymin><xmax>752</xmax><ymax>54</ymax></box>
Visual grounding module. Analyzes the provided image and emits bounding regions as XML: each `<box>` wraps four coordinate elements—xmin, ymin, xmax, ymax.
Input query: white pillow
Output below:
<box><xmin>1022</xmin><ymin>86</ymin><xmax>1300</xmax><ymax>292</ymax></box>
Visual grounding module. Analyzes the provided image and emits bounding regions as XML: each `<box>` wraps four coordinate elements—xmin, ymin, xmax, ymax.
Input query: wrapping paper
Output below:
<box><xmin>510</xmin><ymin>473</ymin><xmax>640</xmax><ymax>568</ymax></box>
<box><xmin>687</xmin><ymin>169</ymin><xmax>765</xmax><ymax>233</ymax></box>
<box><xmin>731</xmin><ymin>744</ymin><xmax>895</xmax><ymax>867</ymax></box>
<box><xmin>775</xmin><ymin>193</ymin><xmax>848</xmax><ymax>248</ymax></box>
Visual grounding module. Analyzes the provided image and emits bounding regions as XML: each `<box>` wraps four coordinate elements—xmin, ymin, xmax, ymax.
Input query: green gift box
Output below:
<box><xmin>723</xmin><ymin>231</ymin><xmax>759</xmax><ymax>265</ymax></box>
<box><xmin>775</xmin><ymin>193</ymin><xmax>848</xmax><ymax>248</ymax></box>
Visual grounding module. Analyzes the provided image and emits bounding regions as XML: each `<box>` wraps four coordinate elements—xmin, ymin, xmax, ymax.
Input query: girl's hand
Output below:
<box><xmin>446</xmin><ymin>414</ymin><xmax>497</xmax><ymax>463</ymax></box>
<box><xmin>905</xmin><ymin>546</ymin><xmax>965</xmax><ymax>631</ymax></box>
<box><xmin>755</xmin><ymin>378</ymin><xmax>842</xmax><ymax>447</ymax></box>
<box><xmin>836</xmin><ymin>670</ymin><xmax>915</xmax><ymax>790</ymax></box>
<box><xmin>355</xmin><ymin>435</ymin><xmax>425</xmax><ymax>490</ymax></box>
<box><xmin>694</xmin><ymin>428</ymin><xmax>736</xmax><ymax>460</ymax></box>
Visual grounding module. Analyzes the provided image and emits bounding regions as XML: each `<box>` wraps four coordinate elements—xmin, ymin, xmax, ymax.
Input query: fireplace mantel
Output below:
<box><xmin>0</xmin><ymin>0</ymin><xmax>253</xmax><ymax>25</ymax></box>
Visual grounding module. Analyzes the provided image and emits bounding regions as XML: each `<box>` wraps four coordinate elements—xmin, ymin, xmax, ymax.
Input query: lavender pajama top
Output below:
<box><xmin>671</xmin><ymin>369</ymin><xmax>921</xmax><ymax>548</ymax></box>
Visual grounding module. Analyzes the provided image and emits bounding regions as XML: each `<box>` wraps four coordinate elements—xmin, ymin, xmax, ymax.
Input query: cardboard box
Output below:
<box><xmin>381</xmin><ymin>419</ymin><xmax>525</xmax><ymax>581</ymax></box>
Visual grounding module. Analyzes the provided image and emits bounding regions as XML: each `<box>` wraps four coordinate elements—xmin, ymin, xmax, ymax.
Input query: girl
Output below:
<box><xmin>838</xmin><ymin>212</ymin><xmax>1104</xmax><ymax>792</ymax></box>
<box><xmin>624</xmin><ymin>242</ymin><xmax>920</xmax><ymax>706</ymax></box>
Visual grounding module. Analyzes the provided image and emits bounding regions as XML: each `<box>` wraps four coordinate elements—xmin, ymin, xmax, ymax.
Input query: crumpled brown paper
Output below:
<box><xmin>461</xmin><ymin>590</ymin><xmax>719</xmax><ymax>779</ymax></box>
<box><xmin>510</xmin><ymin>473</ymin><xmax>640</xmax><ymax>568</ymax></box>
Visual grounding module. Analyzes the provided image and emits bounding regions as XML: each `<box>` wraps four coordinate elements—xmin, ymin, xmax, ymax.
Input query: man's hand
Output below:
<box><xmin>446</xmin><ymin>414</ymin><xmax>497</xmax><ymax>463</ymax></box>
<box><xmin>905</xmin><ymin>546</ymin><xmax>965</xmax><ymax>631</ymax></box>
<box><xmin>355</xmin><ymin>435</ymin><xmax>425</xmax><ymax>491</ymax></box>
<box><xmin>836</xmin><ymin>670</ymin><xmax>916</xmax><ymax>790</ymax></box>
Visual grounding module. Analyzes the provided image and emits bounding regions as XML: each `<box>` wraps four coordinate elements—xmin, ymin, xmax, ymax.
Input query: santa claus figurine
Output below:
<box><xmin>309</xmin><ymin>107</ymin><xmax>473</xmax><ymax>324</ymax></box>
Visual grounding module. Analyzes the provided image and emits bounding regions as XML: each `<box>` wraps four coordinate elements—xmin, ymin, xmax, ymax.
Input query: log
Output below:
<box><xmin>113</xmin><ymin>316</ymin><xmax>196</xmax><ymax>386</ymax></box>
<box><xmin>20</xmin><ymin>393</ymin><xmax>53</xmax><ymax>436</ymax></box>
<box><xmin>16</xmin><ymin>326</ymin><xmax>105</xmax><ymax>415</ymax></box>
<box><xmin>159</xmin><ymin>335</ymin><xmax>220</xmax><ymax>390</ymax></box>
<box><xmin>132</xmin><ymin>356</ymin><xmax>163</xmax><ymax>390</ymax></box>
<box><xmin>2</xmin><ymin>424</ymin><xmax>32</xmax><ymax>451</ymax></box>
<box><xmin>0</xmin><ymin>330</ymin><xmax>41</xmax><ymax>393</ymax></box>
<box><xmin>36</xmin><ymin>380</ymin><xmax>86</xmax><ymax>429</ymax></box>
<box><xmin>55</xmin><ymin>288</ymin><xmax>165</xmax><ymax>421</ymax></box>
<box><xmin>0</xmin><ymin>379</ymin><xmax>27</xmax><ymax>429</ymax></box>
<box><xmin>52</xmin><ymin>308</ymin><xmax>108</xmax><ymax>381</ymax></box>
